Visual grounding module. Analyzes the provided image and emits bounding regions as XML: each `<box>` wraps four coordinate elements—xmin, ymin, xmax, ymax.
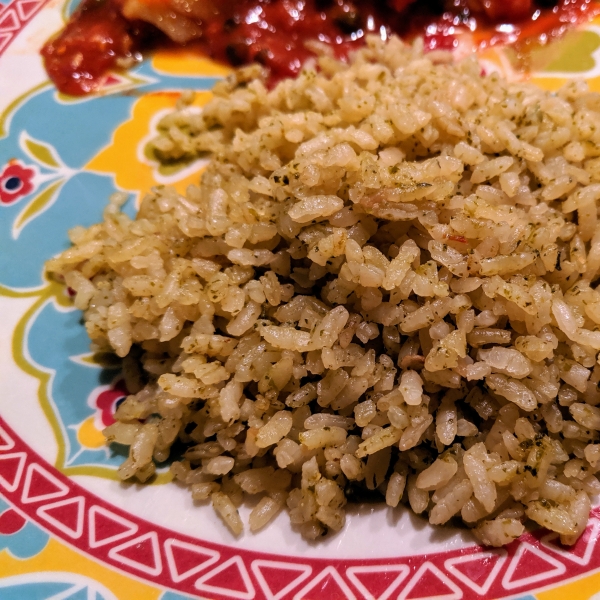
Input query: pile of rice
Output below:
<box><xmin>47</xmin><ymin>36</ymin><xmax>600</xmax><ymax>547</ymax></box>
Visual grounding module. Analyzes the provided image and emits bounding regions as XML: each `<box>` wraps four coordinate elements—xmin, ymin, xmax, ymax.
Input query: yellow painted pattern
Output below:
<box><xmin>77</xmin><ymin>416</ymin><xmax>108</xmax><ymax>449</ymax></box>
<box><xmin>86</xmin><ymin>91</ymin><xmax>213</xmax><ymax>197</ymax></box>
<box><xmin>537</xmin><ymin>569</ymin><xmax>600</xmax><ymax>600</ymax></box>
<box><xmin>152</xmin><ymin>49</ymin><xmax>232</xmax><ymax>78</ymax></box>
<box><xmin>529</xmin><ymin>77</ymin><xmax>571</xmax><ymax>92</ymax></box>
<box><xmin>531</xmin><ymin>77</ymin><xmax>600</xmax><ymax>94</ymax></box>
<box><xmin>9</xmin><ymin>285</ymin><xmax>124</xmax><ymax>481</ymax></box>
<box><xmin>0</xmin><ymin>538</ymin><xmax>163</xmax><ymax>599</ymax></box>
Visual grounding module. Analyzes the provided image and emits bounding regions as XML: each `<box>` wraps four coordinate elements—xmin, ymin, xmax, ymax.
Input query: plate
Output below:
<box><xmin>3</xmin><ymin>2</ymin><xmax>600</xmax><ymax>599</ymax></box>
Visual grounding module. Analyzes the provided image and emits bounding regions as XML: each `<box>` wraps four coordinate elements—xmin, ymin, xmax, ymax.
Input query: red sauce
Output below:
<box><xmin>407</xmin><ymin>0</ymin><xmax>600</xmax><ymax>52</ymax></box>
<box><xmin>41</xmin><ymin>0</ymin><xmax>600</xmax><ymax>96</ymax></box>
<box><xmin>195</xmin><ymin>1</ymin><xmax>396</xmax><ymax>80</ymax></box>
<box><xmin>41</xmin><ymin>0</ymin><xmax>156</xmax><ymax>96</ymax></box>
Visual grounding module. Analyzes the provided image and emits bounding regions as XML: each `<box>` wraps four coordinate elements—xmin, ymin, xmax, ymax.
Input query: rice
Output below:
<box><xmin>46</xmin><ymin>35</ymin><xmax>600</xmax><ymax>547</ymax></box>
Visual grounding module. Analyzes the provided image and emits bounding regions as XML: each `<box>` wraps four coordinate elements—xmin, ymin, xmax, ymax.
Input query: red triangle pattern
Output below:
<box><xmin>22</xmin><ymin>464</ymin><xmax>68</xmax><ymax>504</ymax></box>
<box><xmin>502</xmin><ymin>543</ymin><xmax>566</xmax><ymax>590</ymax></box>
<box><xmin>0</xmin><ymin>425</ymin><xmax>14</xmax><ymax>451</ymax></box>
<box><xmin>0</xmin><ymin>453</ymin><xmax>25</xmax><ymax>492</ymax></box>
<box><xmin>253</xmin><ymin>562</ymin><xmax>311</xmax><ymax>600</ymax></box>
<box><xmin>171</xmin><ymin>545</ymin><xmax>211</xmax><ymax>575</ymax></box>
<box><xmin>514</xmin><ymin>547</ymin><xmax>561</xmax><ymax>580</ymax></box>
<box><xmin>542</xmin><ymin>520</ymin><xmax>600</xmax><ymax>566</ymax></box>
<box><xmin>404</xmin><ymin>570</ymin><xmax>454</xmax><ymax>599</ymax></box>
<box><xmin>451</xmin><ymin>555</ymin><xmax>496</xmax><ymax>587</ymax></box>
<box><xmin>262</xmin><ymin>565</ymin><xmax>303</xmax><ymax>597</ymax></box>
<box><xmin>350</xmin><ymin>567</ymin><xmax>407</xmax><ymax>599</ymax></box>
<box><xmin>0</xmin><ymin>9</ymin><xmax>19</xmax><ymax>33</ymax></box>
<box><xmin>15</xmin><ymin>0</ymin><xmax>42</xmax><ymax>21</ymax></box>
<box><xmin>199</xmin><ymin>557</ymin><xmax>249</xmax><ymax>595</ymax></box>
<box><xmin>37</xmin><ymin>497</ymin><xmax>84</xmax><ymax>538</ymax></box>
<box><xmin>297</xmin><ymin>568</ymin><xmax>355</xmax><ymax>600</ymax></box>
<box><xmin>165</xmin><ymin>539</ymin><xmax>218</xmax><ymax>582</ymax></box>
<box><xmin>116</xmin><ymin>536</ymin><xmax>155</xmax><ymax>566</ymax></box>
<box><xmin>554</xmin><ymin>535</ymin><xmax>591</xmax><ymax>562</ymax></box>
<box><xmin>399</xmin><ymin>563</ymin><xmax>461</xmax><ymax>600</ymax></box>
<box><xmin>109</xmin><ymin>533</ymin><xmax>162</xmax><ymax>576</ymax></box>
<box><xmin>89</xmin><ymin>506</ymin><xmax>137</xmax><ymax>548</ymax></box>
<box><xmin>354</xmin><ymin>572</ymin><xmax>389</xmax><ymax>598</ymax></box>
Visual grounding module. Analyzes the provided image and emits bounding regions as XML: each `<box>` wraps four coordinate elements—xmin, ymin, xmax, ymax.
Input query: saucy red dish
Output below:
<box><xmin>41</xmin><ymin>0</ymin><xmax>600</xmax><ymax>96</ymax></box>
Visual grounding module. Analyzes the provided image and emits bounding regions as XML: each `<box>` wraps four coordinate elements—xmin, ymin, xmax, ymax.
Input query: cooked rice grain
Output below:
<box><xmin>47</xmin><ymin>35</ymin><xmax>600</xmax><ymax>545</ymax></box>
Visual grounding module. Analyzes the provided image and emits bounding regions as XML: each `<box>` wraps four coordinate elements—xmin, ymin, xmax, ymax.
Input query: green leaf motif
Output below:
<box><xmin>0</xmin><ymin>82</ymin><xmax>49</xmax><ymax>139</ymax></box>
<box><xmin>542</xmin><ymin>30</ymin><xmax>600</xmax><ymax>73</ymax></box>
<box><xmin>13</xmin><ymin>179</ymin><xmax>64</xmax><ymax>239</ymax></box>
<box><xmin>21</xmin><ymin>134</ymin><xmax>63</xmax><ymax>169</ymax></box>
<box><xmin>505</xmin><ymin>30</ymin><xmax>600</xmax><ymax>76</ymax></box>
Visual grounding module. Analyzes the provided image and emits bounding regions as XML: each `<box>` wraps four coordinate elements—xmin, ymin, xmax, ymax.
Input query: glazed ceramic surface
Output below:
<box><xmin>3</xmin><ymin>2</ymin><xmax>600</xmax><ymax>598</ymax></box>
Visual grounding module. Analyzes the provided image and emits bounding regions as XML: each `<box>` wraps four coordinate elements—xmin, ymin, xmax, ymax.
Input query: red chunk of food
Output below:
<box><xmin>41</xmin><ymin>0</ymin><xmax>139</xmax><ymax>95</ymax></box>
<box><xmin>447</xmin><ymin>235</ymin><xmax>468</xmax><ymax>244</ymax></box>
<box><xmin>41</xmin><ymin>0</ymin><xmax>596</xmax><ymax>96</ymax></box>
<box><xmin>468</xmin><ymin>0</ymin><xmax>533</xmax><ymax>21</ymax></box>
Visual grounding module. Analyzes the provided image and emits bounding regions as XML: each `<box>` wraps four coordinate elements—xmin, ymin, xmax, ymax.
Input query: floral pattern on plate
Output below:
<box><xmin>3</xmin><ymin>0</ymin><xmax>600</xmax><ymax>598</ymax></box>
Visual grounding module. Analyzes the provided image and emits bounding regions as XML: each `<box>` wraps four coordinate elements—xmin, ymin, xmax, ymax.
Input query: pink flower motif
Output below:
<box><xmin>93</xmin><ymin>378</ymin><xmax>129</xmax><ymax>428</ymax></box>
<box><xmin>0</xmin><ymin>160</ymin><xmax>36</xmax><ymax>205</ymax></box>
